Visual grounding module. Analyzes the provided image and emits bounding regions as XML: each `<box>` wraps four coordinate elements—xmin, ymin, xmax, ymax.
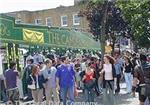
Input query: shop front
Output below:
<box><xmin>0</xmin><ymin>14</ymin><xmax>101</xmax><ymax>72</ymax></box>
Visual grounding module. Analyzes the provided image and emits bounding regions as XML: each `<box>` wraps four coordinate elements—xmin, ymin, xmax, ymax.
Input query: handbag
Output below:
<box><xmin>28</xmin><ymin>75</ymin><xmax>36</xmax><ymax>90</ymax></box>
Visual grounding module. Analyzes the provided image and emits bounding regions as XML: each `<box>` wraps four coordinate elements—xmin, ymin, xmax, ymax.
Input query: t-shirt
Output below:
<box><xmin>81</xmin><ymin>62</ymin><xmax>87</xmax><ymax>71</ymax></box>
<box><xmin>84</xmin><ymin>70</ymin><xmax>94</xmax><ymax>82</ymax></box>
<box><xmin>124</xmin><ymin>63</ymin><xmax>133</xmax><ymax>73</ymax></box>
<box><xmin>114</xmin><ymin>63</ymin><xmax>122</xmax><ymax>75</ymax></box>
<box><xmin>33</xmin><ymin>54</ymin><xmax>44</xmax><ymax>64</ymax></box>
<box><xmin>56</xmin><ymin>64</ymin><xmax>75</xmax><ymax>88</ymax></box>
<box><xmin>75</xmin><ymin>63</ymin><xmax>81</xmax><ymax>72</ymax></box>
<box><xmin>42</xmin><ymin>66</ymin><xmax>57</xmax><ymax>88</ymax></box>
<box><xmin>75</xmin><ymin>71</ymin><xmax>81</xmax><ymax>82</ymax></box>
<box><xmin>104</xmin><ymin>64</ymin><xmax>113</xmax><ymax>80</ymax></box>
<box><xmin>4</xmin><ymin>69</ymin><xmax>18</xmax><ymax>89</ymax></box>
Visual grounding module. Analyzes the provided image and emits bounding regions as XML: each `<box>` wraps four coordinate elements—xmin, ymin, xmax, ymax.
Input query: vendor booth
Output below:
<box><xmin>0</xmin><ymin>14</ymin><xmax>101</xmax><ymax>72</ymax></box>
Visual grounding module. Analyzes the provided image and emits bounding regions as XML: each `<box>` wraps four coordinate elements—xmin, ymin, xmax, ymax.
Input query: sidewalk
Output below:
<box><xmin>0</xmin><ymin>83</ymin><xmax>139</xmax><ymax>105</ymax></box>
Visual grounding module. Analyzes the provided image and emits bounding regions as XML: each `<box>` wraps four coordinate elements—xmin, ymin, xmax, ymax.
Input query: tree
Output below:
<box><xmin>138</xmin><ymin>34</ymin><xmax>150</xmax><ymax>50</ymax></box>
<box><xmin>79</xmin><ymin>0</ymin><xmax>129</xmax><ymax>57</ymax></box>
<box><xmin>117</xmin><ymin>0</ymin><xmax>150</xmax><ymax>50</ymax></box>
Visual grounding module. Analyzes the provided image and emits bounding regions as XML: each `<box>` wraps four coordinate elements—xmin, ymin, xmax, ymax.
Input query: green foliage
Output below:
<box><xmin>80</xmin><ymin>0</ymin><xmax>128</xmax><ymax>37</ymax></box>
<box><xmin>80</xmin><ymin>0</ymin><xmax>130</xmax><ymax>55</ymax></box>
<box><xmin>138</xmin><ymin>35</ymin><xmax>150</xmax><ymax>48</ymax></box>
<box><xmin>80</xmin><ymin>0</ymin><xmax>150</xmax><ymax>49</ymax></box>
<box><xmin>117</xmin><ymin>0</ymin><xmax>150</xmax><ymax>48</ymax></box>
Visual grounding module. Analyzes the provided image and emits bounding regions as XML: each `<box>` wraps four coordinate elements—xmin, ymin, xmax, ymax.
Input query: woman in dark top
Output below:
<box><xmin>123</xmin><ymin>56</ymin><xmax>133</xmax><ymax>94</ymax></box>
<box><xmin>27</xmin><ymin>64</ymin><xmax>45</xmax><ymax>105</ymax></box>
<box><xmin>95</xmin><ymin>59</ymin><xmax>101</xmax><ymax>95</ymax></box>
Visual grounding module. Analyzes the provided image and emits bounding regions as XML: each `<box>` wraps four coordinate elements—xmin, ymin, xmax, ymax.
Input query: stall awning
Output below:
<box><xmin>0</xmin><ymin>14</ymin><xmax>101</xmax><ymax>50</ymax></box>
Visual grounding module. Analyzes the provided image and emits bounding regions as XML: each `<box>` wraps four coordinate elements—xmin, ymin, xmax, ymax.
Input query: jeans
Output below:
<box><xmin>1</xmin><ymin>89</ymin><xmax>7</xmax><ymax>102</ymax></box>
<box><xmin>98</xmin><ymin>78</ymin><xmax>103</xmax><ymax>93</ymax></box>
<box><xmin>103</xmin><ymin>81</ymin><xmax>115</xmax><ymax>105</ymax></box>
<box><xmin>95</xmin><ymin>78</ymin><xmax>100</xmax><ymax>95</ymax></box>
<box><xmin>84</xmin><ymin>88</ymin><xmax>94</xmax><ymax>102</ymax></box>
<box><xmin>61</xmin><ymin>86</ymin><xmax>74</xmax><ymax>105</ymax></box>
<box><xmin>115</xmin><ymin>74</ymin><xmax>121</xmax><ymax>93</ymax></box>
<box><xmin>124</xmin><ymin>73</ymin><xmax>132</xmax><ymax>93</ymax></box>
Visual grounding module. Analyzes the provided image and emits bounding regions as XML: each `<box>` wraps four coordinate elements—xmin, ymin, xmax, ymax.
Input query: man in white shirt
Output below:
<box><xmin>42</xmin><ymin>59</ymin><xmax>59</xmax><ymax>105</ymax></box>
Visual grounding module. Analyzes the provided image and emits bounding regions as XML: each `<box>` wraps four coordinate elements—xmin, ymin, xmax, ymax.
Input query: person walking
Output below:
<box><xmin>132</xmin><ymin>54</ymin><xmax>150</xmax><ymax>105</ymax></box>
<box><xmin>74</xmin><ymin>59</ymin><xmax>81</xmax><ymax>89</ymax></box>
<box><xmin>82</xmin><ymin>63</ymin><xmax>96</xmax><ymax>102</ymax></box>
<box><xmin>43</xmin><ymin>59</ymin><xmax>59</xmax><ymax>105</ymax></box>
<box><xmin>22</xmin><ymin>57</ymin><xmax>34</xmax><ymax>101</ymax></box>
<box><xmin>27</xmin><ymin>64</ymin><xmax>45</xmax><ymax>105</ymax></box>
<box><xmin>56</xmin><ymin>56</ymin><xmax>75</xmax><ymax>105</ymax></box>
<box><xmin>33</xmin><ymin>52</ymin><xmax>44</xmax><ymax>64</ymax></box>
<box><xmin>123</xmin><ymin>56</ymin><xmax>133</xmax><ymax>94</ymax></box>
<box><xmin>114</xmin><ymin>54</ymin><xmax>123</xmax><ymax>94</ymax></box>
<box><xmin>4</xmin><ymin>61</ymin><xmax>19</xmax><ymax>105</ymax></box>
<box><xmin>100</xmin><ymin>55</ymin><xmax>117</xmax><ymax>105</ymax></box>
<box><xmin>80</xmin><ymin>58</ymin><xmax>87</xmax><ymax>89</ymax></box>
<box><xmin>95</xmin><ymin>59</ymin><xmax>101</xmax><ymax>95</ymax></box>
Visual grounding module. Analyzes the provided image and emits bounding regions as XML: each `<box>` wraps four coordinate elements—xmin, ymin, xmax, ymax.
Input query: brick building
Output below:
<box><xmin>5</xmin><ymin>0</ymin><xmax>89</xmax><ymax>31</ymax></box>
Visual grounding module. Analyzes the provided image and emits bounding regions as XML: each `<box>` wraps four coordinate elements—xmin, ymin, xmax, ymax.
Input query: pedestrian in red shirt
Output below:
<box><xmin>82</xmin><ymin>63</ymin><xmax>96</xmax><ymax>102</ymax></box>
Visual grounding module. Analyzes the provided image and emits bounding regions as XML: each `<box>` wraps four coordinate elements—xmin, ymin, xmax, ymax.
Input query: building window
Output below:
<box><xmin>73</xmin><ymin>14</ymin><xmax>80</xmax><ymax>25</ymax></box>
<box><xmin>15</xmin><ymin>19</ymin><xmax>21</xmax><ymax>24</ymax></box>
<box><xmin>35</xmin><ymin>19</ymin><xmax>42</xmax><ymax>25</ymax></box>
<box><xmin>46</xmin><ymin>17</ymin><xmax>52</xmax><ymax>26</ymax></box>
<box><xmin>61</xmin><ymin>16</ymin><xmax>68</xmax><ymax>27</ymax></box>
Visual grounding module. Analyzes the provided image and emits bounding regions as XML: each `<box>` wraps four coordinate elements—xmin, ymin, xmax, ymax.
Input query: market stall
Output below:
<box><xmin>0</xmin><ymin>14</ymin><xmax>101</xmax><ymax>72</ymax></box>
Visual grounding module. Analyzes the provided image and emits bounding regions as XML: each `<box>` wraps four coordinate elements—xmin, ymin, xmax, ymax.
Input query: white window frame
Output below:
<box><xmin>46</xmin><ymin>17</ymin><xmax>52</xmax><ymax>26</ymax></box>
<box><xmin>73</xmin><ymin>14</ymin><xmax>80</xmax><ymax>26</ymax></box>
<box><xmin>61</xmin><ymin>15</ymin><xmax>68</xmax><ymax>27</ymax></box>
<box><xmin>35</xmin><ymin>19</ymin><xmax>42</xmax><ymax>25</ymax></box>
<box><xmin>15</xmin><ymin>19</ymin><xmax>21</xmax><ymax>24</ymax></box>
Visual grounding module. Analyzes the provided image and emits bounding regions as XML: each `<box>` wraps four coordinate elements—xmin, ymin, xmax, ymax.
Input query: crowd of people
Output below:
<box><xmin>0</xmin><ymin>51</ymin><xmax>150</xmax><ymax>105</ymax></box>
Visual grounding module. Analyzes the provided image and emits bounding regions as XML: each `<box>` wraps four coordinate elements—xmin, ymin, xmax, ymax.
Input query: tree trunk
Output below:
<box><xmin>111</xmin><ymin>38</ymin><xmax>115</xmax><ymax>55</ymax></box>
<box><xmin>99</xmin><ymin>1</ymin><xmax>108</xmax><ymax>59</ymax></box>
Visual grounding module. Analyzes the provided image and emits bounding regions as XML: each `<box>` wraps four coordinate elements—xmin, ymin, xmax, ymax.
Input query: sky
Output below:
<box><xmin>0</xmin><ymin>0</ymin><xmax>74</xmax><ymax>13</ymax></box>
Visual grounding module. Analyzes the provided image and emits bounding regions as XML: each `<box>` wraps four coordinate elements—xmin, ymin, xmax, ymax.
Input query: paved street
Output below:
<box><xmin>75</xmin><ymin>83</ymin><xmax>139</xmax><ymax>105</ymax></box>
<box><xmin>1</xmin><ymin>84</ymin><xmax>139</xmax><ymax>105</ymax></box>
<box><xmin>0</xmin><ymin>83</ymin><xmax>139</xmax><ymax>105</ymax></box>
